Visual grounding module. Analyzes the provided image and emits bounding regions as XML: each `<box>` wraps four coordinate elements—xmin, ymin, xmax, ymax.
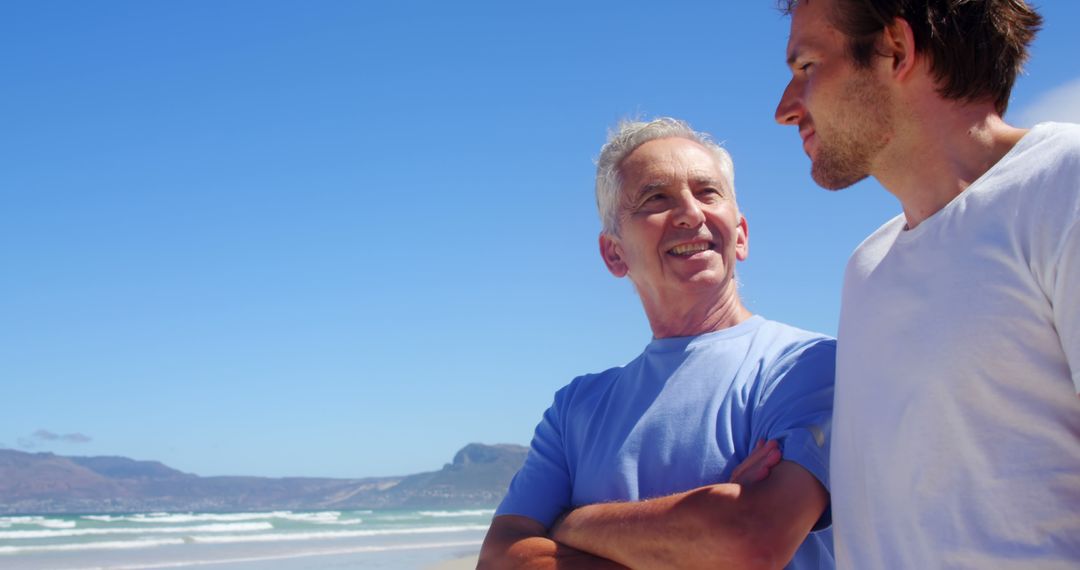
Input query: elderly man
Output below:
<box><xmin>775</xmin><ymin>0</ymin><xmax>1080</xmax><ymax>567</ymax></box>
<box><xmin>478</xmin><ymin>118</ymin><xmax>836</xmax><ymax>569</ymax></box>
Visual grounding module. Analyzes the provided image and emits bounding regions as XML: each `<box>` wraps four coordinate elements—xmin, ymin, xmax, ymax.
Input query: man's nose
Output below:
<box><xmin>774</xmin><ymin>80</ymin><xmax>803</xmax><ymax>126</ymax></box>
<box><xmin>672</xmin><ymin>195</ymin><xmax>706</xmax><ymax>228</ymax></box>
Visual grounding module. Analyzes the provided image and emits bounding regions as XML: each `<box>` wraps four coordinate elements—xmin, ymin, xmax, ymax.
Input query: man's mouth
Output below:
<box><xmin>668</xmin><ymin>241</ymin><xmax>714</xmax><ymax>257</ymax></box>
<box><xmin>800</xmin><ymin>127</ymin><xmax>816</xmax><ymax>155</ymax></box>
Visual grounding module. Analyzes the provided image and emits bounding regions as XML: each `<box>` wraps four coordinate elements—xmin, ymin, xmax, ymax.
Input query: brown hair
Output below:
<box><xmin>780</xmin><ymin>0</ymin><xmax>1042</xmax><ymax>114</ymax></box>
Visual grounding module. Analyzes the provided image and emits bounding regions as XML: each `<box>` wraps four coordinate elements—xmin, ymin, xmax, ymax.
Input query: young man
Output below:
<box><xmin>775</xmin><ymin>1</ymin><xmax>1080</xmax><ymax>567</ymax></box>
<box><xmin>479</xmin><ymin>118</ymin><xmax>836</xmax><ymax>569</ymax></box>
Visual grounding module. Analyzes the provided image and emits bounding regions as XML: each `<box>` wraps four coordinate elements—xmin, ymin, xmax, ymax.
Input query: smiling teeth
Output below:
<box><xmin>670</xmin><ymin>242</ymin><xmax>710</xmax><ymax>255</ymax></box>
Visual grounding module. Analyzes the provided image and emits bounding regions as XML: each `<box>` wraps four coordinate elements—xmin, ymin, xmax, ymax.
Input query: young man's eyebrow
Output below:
<box><xmin>786</xmin><ymin>45</ymin><xmax>807</xmax><ymax>68</ymax></box>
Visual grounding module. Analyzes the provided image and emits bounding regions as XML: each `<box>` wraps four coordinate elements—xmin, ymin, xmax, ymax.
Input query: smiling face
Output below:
<box><xmin>774</xmin><ymin>0</ymin><xmax>894</xmax><ymax>190</ymax></box>
<box><xmin>600</xmin><ymin>137</ymin><xmax>748</xmax><ymax>319</ymax></box>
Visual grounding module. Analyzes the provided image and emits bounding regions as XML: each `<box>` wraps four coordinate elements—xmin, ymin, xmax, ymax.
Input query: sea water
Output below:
<box><xmin>0</xmin><ymin>509</ymin><xmax>490</xmax><ymax>569</ymax></box>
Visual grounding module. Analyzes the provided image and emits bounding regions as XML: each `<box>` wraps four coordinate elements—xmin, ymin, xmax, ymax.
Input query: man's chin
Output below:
<box><xmin>810</xmin><ymin>164</ymin><xmax>869</xmax><ymax>191</ymax></box>
<box><xmin>671</xmin><ymin>270</ymin><xmax>733</xmax><ymax>292</ymax></box>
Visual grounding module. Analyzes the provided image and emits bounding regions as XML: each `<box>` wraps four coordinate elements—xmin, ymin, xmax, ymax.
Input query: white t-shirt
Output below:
<box><xmin>832</xmin><ymin>122</ymin><xmax>1080</xmax><ymax>569</ymax></box>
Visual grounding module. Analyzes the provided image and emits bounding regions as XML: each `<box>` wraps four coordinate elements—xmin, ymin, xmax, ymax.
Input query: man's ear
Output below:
<box><xmin>880</xmin><ymin>16</ymin><xmax>918</xmax><ymax>80</ymax></box>
<box><xmin>599</xmin><ymin>233</ymin><xmax>628</xmax><ymax>278</ymax></box>
<box><xmin>735</xmin><ymin>214</ymin><xmax>749</xmax><ymax>262</ymax></box>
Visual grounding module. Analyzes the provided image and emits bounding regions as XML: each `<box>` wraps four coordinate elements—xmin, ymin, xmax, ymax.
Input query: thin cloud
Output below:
<box><xmin>18</xmin><ymin>429</ymin><xmax>93</xmax><ymax>449</ymax></box>
<box><xmin>33</xmin><ymin>429</ymin><xmax>61</xmax><ymax>441</ymax></box>
<box><xmin>1014</xmin><ymin>77</ymin><xmax>1080</xmax><ymax>127</ymax></box>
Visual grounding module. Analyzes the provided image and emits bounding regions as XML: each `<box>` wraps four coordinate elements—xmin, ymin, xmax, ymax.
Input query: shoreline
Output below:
<box><xmin>426</xmin><ymin>553</ymin><xmax>479</xmax><ymax>570</ymax></box>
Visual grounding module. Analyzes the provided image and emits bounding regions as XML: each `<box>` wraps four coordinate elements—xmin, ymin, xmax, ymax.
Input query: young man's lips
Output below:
<box><xmin>801</xmin><ymin>131</ymin><xmax>816</xmax><ymax>155</ymax></box>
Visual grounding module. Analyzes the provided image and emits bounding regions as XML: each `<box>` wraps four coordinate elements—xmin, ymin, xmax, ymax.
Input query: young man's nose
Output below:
<box><xmin>774</xmin><ymin>80</ymin><xmax>804</xmax><ymax>126</ymax></box>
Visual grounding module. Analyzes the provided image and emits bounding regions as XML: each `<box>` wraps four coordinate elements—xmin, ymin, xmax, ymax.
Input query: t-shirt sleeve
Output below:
<box><xmin>494</xmin><ymin>389</ymin><xmax>574</xmax><ymax>529</ymax></box>
<box><xmin>750</xmin><ymin>338</ymin><xmax>836</xmax><ymax>527</ymax></box>
<box><xmin>1052</xmin><ymin>216</ymin><xmax>1080</xmax><ymax>394</ymax></box>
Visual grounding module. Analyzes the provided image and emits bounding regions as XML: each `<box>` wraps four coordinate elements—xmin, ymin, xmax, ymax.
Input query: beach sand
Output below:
<box><xmin>425</xmin><ymin>554</ymin><xmax>479</xmax><ymax>570</ymax></box>
<box><xmin>4</xmin><ymin>539</ymin><xmax>484</xmax><ymax>570</ymax></box>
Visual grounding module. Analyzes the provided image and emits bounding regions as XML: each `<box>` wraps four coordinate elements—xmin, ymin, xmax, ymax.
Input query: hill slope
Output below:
<box><xmin>0</xmin><ymin>443</ymin><xmax>527</xmax><ymax>514</ymax></box>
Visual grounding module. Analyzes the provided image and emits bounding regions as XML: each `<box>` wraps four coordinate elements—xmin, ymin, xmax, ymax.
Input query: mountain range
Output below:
<box><xmin>0</xmin><ymin>443</ymin><xmax>528</xmax><ymax>514</ymax></box>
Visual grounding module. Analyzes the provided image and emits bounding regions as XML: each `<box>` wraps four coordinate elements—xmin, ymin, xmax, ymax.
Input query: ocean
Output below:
<box><xmin>0</xmin><ymin>509</ymin><xmax>490</xmax><ymax>569</ymax></box>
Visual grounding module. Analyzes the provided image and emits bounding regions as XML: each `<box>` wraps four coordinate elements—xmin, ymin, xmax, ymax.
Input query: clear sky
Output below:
<box><xmin>3</xmin><ymin>1</ymin><xmax>1078</xmax><ymax>479</ymax></box>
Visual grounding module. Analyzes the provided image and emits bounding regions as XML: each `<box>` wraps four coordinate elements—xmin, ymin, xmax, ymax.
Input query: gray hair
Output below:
<box><xmin>595</xmin><ymin>117</ymin><xmax>735</xmax><ymax>236</ymax></box>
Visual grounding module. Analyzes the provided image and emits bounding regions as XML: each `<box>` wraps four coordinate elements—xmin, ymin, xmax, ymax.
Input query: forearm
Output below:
<box><xmin>551</xmin><ymin>462</ymin><xmax>826</xmax><ymax>570</ymax></box>
<box><xmin>479</xmin><ymin>515</ymin><xmax>628</xmax><ymax>570</ymax></box>
<box><xmin>552</xmin><ymin>483</ymin><xmax>776</xmax><ymax>570</ymax></box>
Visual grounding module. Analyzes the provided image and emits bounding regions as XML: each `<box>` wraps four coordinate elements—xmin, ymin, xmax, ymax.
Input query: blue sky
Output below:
<box><xmin>3</xmin><ymin>1</ymin><xmax>1078</xmax><ymax>479</ymax></box>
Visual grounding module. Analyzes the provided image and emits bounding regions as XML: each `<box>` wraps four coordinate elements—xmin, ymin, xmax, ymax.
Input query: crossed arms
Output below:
<box><xmin>478</xmin><ymin>440</ymin><xmax>828</xmax><ymax>569</ymax></box>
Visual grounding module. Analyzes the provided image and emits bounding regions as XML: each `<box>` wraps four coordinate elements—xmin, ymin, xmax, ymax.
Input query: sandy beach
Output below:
<box><xmin>426</xmin><ymin>554</ymin><xmax>478</xmax><ymax>570</ymax></box>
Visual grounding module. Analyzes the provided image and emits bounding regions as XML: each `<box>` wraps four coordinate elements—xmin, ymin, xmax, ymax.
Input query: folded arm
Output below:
<box><xmin>479</xmin><ymin>439</ymin><xmax>786</xmax><ymax>569</ymax></box>
<box><xmin>477</xmin><ymin>514</ymin><xmax>628</xmax><ymax>570</ymax></box>
<box><xmin>550</xmin><ymin>459</ymin><xmax>827</xmax><ymax>570</ymax></box>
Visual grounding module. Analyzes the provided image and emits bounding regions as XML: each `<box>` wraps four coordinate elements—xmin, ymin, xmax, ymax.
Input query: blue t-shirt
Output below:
<box><xmin>496</xmin><ymin>315</ymin><xmax>836</xmax><ymax>569</ymax></box>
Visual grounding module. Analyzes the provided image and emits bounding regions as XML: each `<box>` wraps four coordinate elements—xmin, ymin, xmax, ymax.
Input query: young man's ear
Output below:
<box><xmin>599</xmin><ymin>233</ymin><xmax>628</xmax><ymax>277</ymax></box>
<box><xmin>880</xmin><ymin>16</ymin><xmax>918</xmax><ymax>80</ymax></box>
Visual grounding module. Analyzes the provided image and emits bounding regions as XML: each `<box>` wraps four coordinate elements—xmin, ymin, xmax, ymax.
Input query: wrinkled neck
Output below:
<box><xmin>640</xmin><ymin>282</ymin><xmax>752</xmax><ymax>339</ymax></box>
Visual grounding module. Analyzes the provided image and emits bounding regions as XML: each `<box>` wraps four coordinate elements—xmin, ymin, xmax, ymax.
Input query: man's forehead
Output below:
<box><xmin>624</xmin><ymin>150</ymin><xmax>722</xmax><ymax>179</ymax></box>
<box><xmin>785</xmin><ymin>0</ymin><xmax>841</xmax><ymax>61</ymax></box>
<box><xmin>623</xmin><ymin>170</ymin><xmax>729</xmax><ymax>201</ymax></box>
<box><xmin>629</xmin><ymin>171</ymin><xmax>724</xmax><ymax>188</ymax></box>
<box><xmin>623</xmin><ymin>138</ymin><xmax>715</xmax><ymax>168</ymax></box>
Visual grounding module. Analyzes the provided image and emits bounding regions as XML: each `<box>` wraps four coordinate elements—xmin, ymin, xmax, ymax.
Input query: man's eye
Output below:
<box><xmin>635</xmin><ymin>194</ymin><xmax>668</xmax><ymax>213</ymax></box>
<box><xmin>799</xmin><ymin>62</ymin><xmax>814</xmax><ymax>73</ymax></box>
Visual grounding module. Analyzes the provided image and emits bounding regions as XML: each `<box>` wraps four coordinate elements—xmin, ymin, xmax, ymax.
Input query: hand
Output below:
<box><xmin>728</xmin><ymin>439</ymin><xmax>781</xmax><ymax>485</ymax></box>
<box><xmin>549</xmin><ymin>511</ymin><xmax>568</xmax><ymax>538</ymax></box>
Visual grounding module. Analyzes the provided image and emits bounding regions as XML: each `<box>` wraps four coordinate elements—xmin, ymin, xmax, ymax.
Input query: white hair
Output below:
<box><xmin>595</xmin><ymin>117</ymin><xmax>735</xmax><ymax>236</ymax></box>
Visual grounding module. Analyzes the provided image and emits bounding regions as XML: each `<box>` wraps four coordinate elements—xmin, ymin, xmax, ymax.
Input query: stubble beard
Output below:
<box><xmin>810</xmin><ymin>69</ymin><xmax>894</xmax><ymax>191</ymax></box>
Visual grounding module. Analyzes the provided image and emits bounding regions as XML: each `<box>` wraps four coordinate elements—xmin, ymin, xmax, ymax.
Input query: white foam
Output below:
<box><xmin>81</xmin><ymin>515</ymin><xmax>122</xmax><ymax>522</ymax></box>
<box><xmin>0</xmin><ymin>522</ymin><xmax>273</xmax><ymax>540</ymax></box>
<box><xmin>186</xmin><ymin>520</ymin><xmax>490</xmax><ymax>544</ymax></box>
<box><xmin>307</xmin><ymin>518</ymin><xmax>362</xmax><ymax>526</ymax></box>
<box><xmin>37</xmin><ymin>519</ymin><xmax>78</xmax><ymax>529</ymax></box>
<box><xmin>84</xmin><ymin>512</ymin><xmax>285</xmax><ymax>524</ymax></box>
<box><xmin>0</xmin><ymin>538</ymin><xmax>184</xmax><ymax>555</ymax></box>
<box><xmin>418</xmin><ymin>509</ymin><xmax>495</xmax><ymax>518</ymax></box>
<box><xmin>79</xmin><ymin>511</ymin><xmax>355</xmax><ymax>525</ymax></box>
<box><xmin>0</xmin><ymin>523</ymin><xmax>487</xmax><ymax>556</ymax></box>
<box><xmin>0</xmin><ymin>516</ymin><xmax>47</xmax><ymax>523</ymax></box>
<box><xmin>0</xmin><ymin>515</ymin><xmax>76</xmax><ymax>528</ymax></box>
<box><xmin>187</xmin><ymin>524</ymin><xmax>489</xmax><ymax>544</ymax></box>
<box><xmin>374</xmin><ymin>514</ymin><xmax>422</xmax><ymax>521</ymax></box>
<box><xmin>275</xmin><ymin>512</ymin><xmax>347</xmax><ymax>524</ymax></box>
